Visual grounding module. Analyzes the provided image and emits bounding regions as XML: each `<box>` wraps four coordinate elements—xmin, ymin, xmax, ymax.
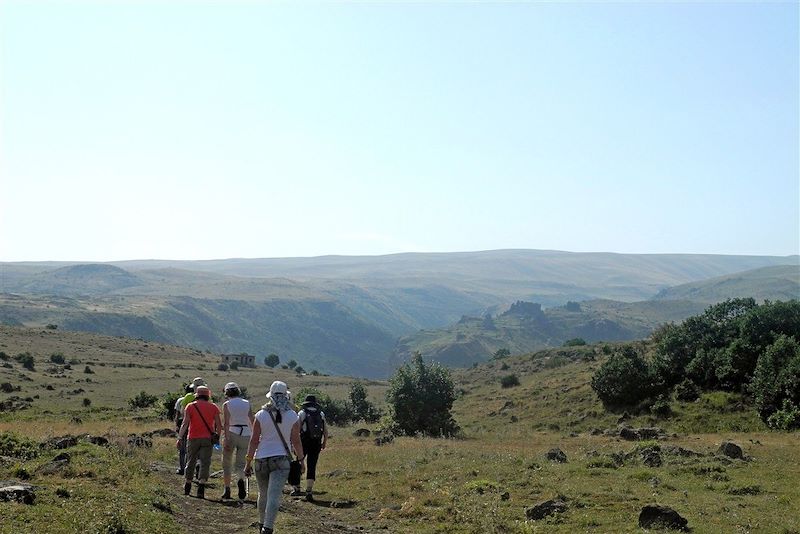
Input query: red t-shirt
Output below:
<box><xmin>186</xmin><ymin>400</ymin><xmax>221</xmax><ymax>439</ymax></box>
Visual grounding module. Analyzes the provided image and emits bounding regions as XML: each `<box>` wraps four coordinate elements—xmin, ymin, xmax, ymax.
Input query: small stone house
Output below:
<box><xmin>220</xmin><ymin>353</ymin><xmax>256</xmax><ymax>368</ymax></box>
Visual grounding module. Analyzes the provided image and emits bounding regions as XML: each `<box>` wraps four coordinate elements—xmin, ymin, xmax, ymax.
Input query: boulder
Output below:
<box><xmin>638</xmin><ymin>505</ymin><xmax>688</xmax><ymax>530</ymax></box>
<box><xmin>0</xmin><ymin>484</ymin><xmax>35</xmax><ymax>505</ymax></box>
<box><xmin>374</xmin><ymin>434</ymin><xmax>393</xmax><ymax>446</ymax></box>
<box><xmin>127</xmin><ymin>435</ymin><xmax>153</xmax><ymax>448</ymax></box>
<box><xmin>641</xmin><ymin>450</ymin><xmax>662</xmax><ymax>468</ymax></box>
<box><xmin>546</xmin><ymin>448</ymin><xmax>568</xmax><ymax>463</ymax></box>
<box><xmin>43</xmin><ymin>436</ymin><xmax>78</xmax><ymax>450</ymax></box>
<box><xmin>525</xmin><ymin>499</ymin><xmax>567</xmax><ymax>520</ymax></box>
<box><xmin>84</xmin><ymin>435</ymin><xmax>109</xmax><ymax>447</ymax></box>
<box><xmin>718</xmin><ymin>441</ymin><xmax>744</xmax><ymax>460</ymax></box>
<box><xmin>353</xmin><ymin>428</ymin><xmax>371</xmax><ymax>437</ymax></box>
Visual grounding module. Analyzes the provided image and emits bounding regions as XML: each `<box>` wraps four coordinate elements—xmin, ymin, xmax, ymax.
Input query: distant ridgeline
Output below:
<box><xmin>0</xmin><ymin>253</ymin><xmax>797</xmax><ymax>377</ymax></box>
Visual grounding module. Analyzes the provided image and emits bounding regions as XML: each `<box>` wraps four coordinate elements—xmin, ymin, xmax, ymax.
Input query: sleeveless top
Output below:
<box><xmin>253</xmin><ymin>408</ymin><xmax>299</xmax><ymax>459</ymax></box>
<box><xmin>225</xmin><ymin>397</ymin><xmax>252</xmax><ymax>437</ymax></box>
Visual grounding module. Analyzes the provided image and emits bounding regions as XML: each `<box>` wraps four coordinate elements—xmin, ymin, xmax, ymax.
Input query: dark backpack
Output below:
<box><xmin>303</xmin><ymin>407</ymin><xmax>324</xmax><ymax>441</ymax></box>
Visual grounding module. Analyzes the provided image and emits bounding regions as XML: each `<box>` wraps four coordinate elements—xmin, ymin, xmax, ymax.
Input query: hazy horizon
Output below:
<box><xmin>2</xmin><ymin>2</ymin><xmax>798</xmax><ymax>262</ymax></box>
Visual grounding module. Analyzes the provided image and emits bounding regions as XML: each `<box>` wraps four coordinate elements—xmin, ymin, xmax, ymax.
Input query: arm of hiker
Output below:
<box><xmin>290</xmin><ymin>420</ymin><xmax>305</xmax><ymax>472</ymax></box>
<box><xmin>322</xmin><ymin>412</ymin><xmax>328</xmax><ymax>450</ymax></box>
<box><xmin>222</xmin><ymin>403</ymin><xmax>231</xmax><ymax>451</ymax></box>
<box><xmin>176</xmin><ymin>413</ymin><xmax>189</xmax><ymax>448</ymax></box>
<box><xmin>244</xmin><ymin>419</ymin><xmax>261</xmax><ymax>477</ymax></box>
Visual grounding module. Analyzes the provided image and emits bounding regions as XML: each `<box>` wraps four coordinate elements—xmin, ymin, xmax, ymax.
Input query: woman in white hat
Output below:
<box><xmin>221</xmin><ymin>382</ymin><xmax>254</xmax><ymax>500</ymax></box>
<box><xmin>245</xmin><ymin>381</ymin><xmax>304</xmax><ymax>534</ymax></box>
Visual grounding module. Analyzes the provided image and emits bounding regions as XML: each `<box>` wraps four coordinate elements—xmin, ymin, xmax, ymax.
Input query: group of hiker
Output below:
<box><xmin>173</xmin><ymin>377</ymin><xmax>329</xmax><ymax>534</ymax></box>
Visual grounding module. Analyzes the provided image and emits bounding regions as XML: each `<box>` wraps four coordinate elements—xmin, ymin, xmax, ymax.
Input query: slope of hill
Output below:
<box><xmin>652</xmin><ymin>264</ymin><xmax>800</xmax><ymax>303</ymax></box>
<box><xmin>391</xmin><ymin>299</ymin><xmax>707</xmax><ymax>367</ymax></box>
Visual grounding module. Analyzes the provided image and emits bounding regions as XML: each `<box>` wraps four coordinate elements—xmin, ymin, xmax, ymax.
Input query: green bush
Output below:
<box><xmin>563</xmin><ymin>338</ymin><xmax>587</xmax><ymax>347</ymax></box>
<box><xmin>752</xmin><ymin>335</ymin><xmax>800</xmax><ymax>423</ymax></box>
<box><xmin>650</xmin><ymin>395</ymin><xmax>672</xmax><ymax>417</ymax></box>
<box><xmin>386</xmin><ymin>352</ymin><xmax>459</xmax><ymax>437</ymax></box>
<box><xmin>766</xmin><ymin>399</ymin><xmax>800</xmax><ymax>431</ymax></box>
<box><xmin>500</xmin><ymin>374</ymin><xmax>520</xmax><ymax>388</ymax></box>
<box><xmin>674</xmin><ymin>379</ymin><xmax>700</xmax><ymax>402</ymax></box>
<box><xmin>50</xmin><ymin>352</ymin><xmax>66</xmax><ymax>364</ymax></box>
<box><xmin>264</xmin><ymin>354</ymin><xmax>279</xmax><ymax>368</ymax></box>
<box><xmin>128</xmin><ymin>391</ymin><xmax>159</xmax><ymax>409</ymax></box>
<box><xmin>349</xmin><ymin>381</ymin><xmax>381</xmax><ymax>423</ymax></box>
<box><xmin>591</xmin><ymin>346</ymin><xmax>653</xmax><ymax>407</ymax></box>
<box><xmin>295</xmin><ymin>387</ymin><xmax>354</xmax><ymax>425</ymax></box>
<box><xmin>14</xmin><ymin>352</ymin><xmax>35</xmax><ymax>371</ymax></box>
<box><xmin>0</xmin><ymin>431</ymin><xmax>40</xmax><ymax>460</ymax></box>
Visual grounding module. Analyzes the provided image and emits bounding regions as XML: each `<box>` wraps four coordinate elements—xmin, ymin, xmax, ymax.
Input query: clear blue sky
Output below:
<box><xmin>1</xmin><ymin>1</ymin><xmax>798</xmax><ymax>261</ymax></box>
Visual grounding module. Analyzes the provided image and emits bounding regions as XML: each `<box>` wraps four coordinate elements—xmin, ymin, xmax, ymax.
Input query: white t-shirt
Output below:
<box><xmin>253</xmin><ymin>408</ymin><xmax>299</xmax><ymax>459</ymax></box>
<box><xmin>224</xmin><ymin>397</ymin><xmax>252</xmax><ymax>437</ymax></box>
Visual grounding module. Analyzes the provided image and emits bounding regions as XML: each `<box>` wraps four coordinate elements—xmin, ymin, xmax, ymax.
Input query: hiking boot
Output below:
<box><xmin>221</xmin><ymin>487</ymin><xmax>231</xmax><ymax>500</ymax></box>
<box><xmin>183</xmin><ymin>482</ymin><xmax>191</xmax><ymax>496</ymax></box>
<box><xmin>260</xmin><ymin>528</ymin><xmax>273</xmax><ymax>534</ymax></box>
<box><xmin>305</xmin><ymin>491</ymin><xmax>314</xmax><ymax>502</ymax></box>
<box><xmin>196</xmin><ymin>484</ymin><xmax>205</xmax><ymax>499</ymax></box>
<box><xmin>237</xmin><ymin>479</ymin><xmax>246</xmax><ymax>500</ymax></box>
<box><xmin>175</xmin><ymin>469</ymin><xmax>184</xmax><ymax>475</ymax></box>
<box><xmin>290</xmin><ymin>487</ymin><xmax>302</xmax><ymax>497</ymax></box>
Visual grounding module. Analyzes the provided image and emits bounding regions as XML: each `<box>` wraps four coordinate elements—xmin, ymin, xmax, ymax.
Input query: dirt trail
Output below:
<box><xmin>151</xmin><ymin>463</ymin><xmax>375</xmax><ymax>534</ymax></box>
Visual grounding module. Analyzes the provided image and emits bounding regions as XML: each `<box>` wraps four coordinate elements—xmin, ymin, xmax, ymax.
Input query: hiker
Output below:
<box><xmin>177</xmin><ymin>384</ymin><xmax>221</xmax><ymax>499</ymax></box>
<box><xmin>174</xmin><ymin>383</ymin><xmax>194</xmax><ymax>475</ymax></box>
<box><xmin>221</xmin><ymin>382</ymin><xmax>254</xmax><ymax>500</ymax></box>
<box><xmin>292</xmin><ymin>394</ymin><xmax>328</xmax><ymax>501</ymax></box>
<box><xmin>244</xmin><ymin>381</ymin><xmax>304</xmax><ymax>534</ymax></box>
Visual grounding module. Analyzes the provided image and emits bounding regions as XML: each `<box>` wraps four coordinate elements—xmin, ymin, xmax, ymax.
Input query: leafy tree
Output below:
<box><xmin>591</xmin><ymin>346</ymin><xmax>653</xmax><ymax>407</ymax></box>
<box><xmin>14</xmin><ymin>353</ymin><xmax>35</xmax><ymax>371</ymax></box>
<box><xmin>294</xmin><ymin>366</ymin><xmax>305</xmax><ymax>374</ymax></box>
<box><xmin>752</xmin><ymin>335</ymin><xmax>800</xmax><ymax>423</ymax></box>
<box><xmin>349</xmin><ymin>381</ymin><xmax>381</xmax><ymax>423</ymax></box>
<box><xmin>492</xmin><ymin>348</ymin><xmax>511</xmax><ymax>360</ymax></box>
<box><xmin>264</xmin><ymin>354</ymin><xmax>279</xmax><ymax>368</ymax></box>
<box><xmin>287</xmin><ymin>359</ymin><xmax>297</xmax><ymax>369</ymax></box>
<box><xmin>386</xmin><ymin>352</ymin><xmax>459</xmax><ymax>437</ymax></box>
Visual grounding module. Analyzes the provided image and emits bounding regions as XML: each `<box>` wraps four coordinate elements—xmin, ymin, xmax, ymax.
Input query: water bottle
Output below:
<box><xmin>214</xmin><ymin>443</ymin><xmax>221</xmax><ymax>451</ymax></box>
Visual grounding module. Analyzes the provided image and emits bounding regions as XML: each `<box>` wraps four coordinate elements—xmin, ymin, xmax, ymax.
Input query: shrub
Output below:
<box><xmin>766</xmin><ymin>399</ymin><xmax>800</xmax><ymax>431</ymax></box>
<box><xmin>674</xmin><ymin>379</ymin><xmax>700</xmax><ymax>402</ymax></box>
<box><xmin>45</xmin><ymin>323</ymin><xmax>58</xmax><ymax>330</ymax></box>
<box><xmin>84</xmin><ymin>365</ymin><xmax>94</xmax><ymax>374</ymax></box>
<box><xmin>0</xmin><ymin>351</ymin><xmax>8</xmax><ymax>361</ymax></box>
<box><xmin>0</xmin><ymin>432</ymin><xmax>40</xmax><ymax>460</ymax></box>
<box><xmin>500</xmin><ymin>362</ymin><xmax>509</xmax><ymax>370</ymax></box>
<box><xmin>128</xmin><ymin>391</ymin><xmax>159</xmax><ymax>409</ymax></box>
<box><xmin>217</xmin><ymin>363</ymin><xmax>229</xmax><ymax>371</ymax></box>
<box><xmin>287</xmin><ymin>359</ymin><xmax>297</xmax><ymax>369</ymax></box>
<box><xmin>591</xmin><ymin>346</ymin><xmax>653</xmax><ymax>407</ymax></box>
<box><xmin>752</xmin><ymin>335</ymin><xmax>800</xmax><ymax>423</ymax></box>
<box><xmin>386</xmin><ymin>352</ymin><xmax>459</xmax><ymax>437</ymax></box>
<box><xmin>650</xmin><ymin>395</ymin><xmax>672</xmax><ymax>417</ymax></box>
<box><xmin>14</xmin><ymin>352</ymin><xmax>35</xmax><ymax>371</ymax></box>
<box><xmin>264</xmin><ymin>354</ymin><xmax>279</xmax><ymax>368</ymax></box>
<box><xmin>493</xmin><ymin>348</ymin><xmax>511</xmax><ymax>360</ymax></box>
<box><xmin>230</xmin><ymin>361</ymin><xmax>239</xmax><ymax>370</ymax></box>
<box><xmin>294</xmin><ymin>365</ymin><xmax>305</xmax><ymax>374</ymax></box>
<box><xmin>500</xmin><ymin>374</ymin><xmax>520</xmax><ymax>388</ymax></box>
<box><xmin>563</xmin><ymin>338</ymin><xmax>587</xmax><ymax>347</ymax></box>
<box><xmin>50</xmin><ymin>352</ymin><xmax>66</xmax><ymax>364</ymax></box>
<box><xmin>349</xmin><ymin>381</ymin><xmax>381</xmax><ymax>423</ymax></box>
<box><xmin>83</xmin><ymin>398</ymin><xmax>92</xmax><ymax>407</ymax></box>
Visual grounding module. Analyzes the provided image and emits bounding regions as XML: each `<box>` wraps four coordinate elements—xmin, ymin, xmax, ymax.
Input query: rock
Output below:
<box><xmin>641</xmin><ymin>450</ymin><xmax>662</xmax><ymax>468</ymax></box>
<box><xmin>84</xmin><ymin>435</ymin><xmax>109</xmax><ymax>447</ymax></box>
<box><xmin>525</xmin><ymin>499</ymin><xmax>567</xmax><ymax>520</ymax></box>
<box><xmin>590</xmin><ymin>428</ymin><xmax>603</xmax><ymax>436</ymax></box>
<box><xmin>0</xmin><ymin>484</ymin><xmax>35</xmax><ymax>504</ymax></box>
<box><xmin>127</xmin><ymin>435</ymin><xmax>153</xmax><ymax>448</ymax></box>
<box><xmin>145</xmin><ymin>428</ymin><xmax>176</xmax><ymax>438</ymax></box>
<box><xmin>330</xmin><ymin>499</ymin><xmax>356</xmax><ymax>508</ymax></box>
<box><xmin>619</xmin><ymin>427</ymin><xmax>640</xmax><ymax>441</ymax></box>
<box><xmin>353</xmin><ymin>428</ymin><xmax>371</xmax><ymax>437</ymax></box>
<box><xmin>638</xmin><ymin>428</ymin><xmax>664</xmax><ymax>440</ymax></box>
<box><xmin>617</xmin><ymin>411</ymin><xmax>630</xmax><ymax>424</ymax></box>
<box><xmin>510</xmin><ymin>415</ymin><xmax>518</xmax><ymax>423</ymax></box>
<box><xmin>619</xmin><ymin>426</ymin><xmax>666</xmax><ymax>441</ymax></box>
<box><xmin>35</xmin><ymin>453</ymin><xmax>70</xmax><ymax>475</ymax></box>
<box><xmin>374</xmin><ymin>434</ymin><xmax>393</xmax><ymax>446</ymax></box>
<box><xmin>52</xmin><ymin>452</ymin><xmax>71</xmax><ymax>463</ymax></box>
<box><xmin>718</xmin><ymin>441</ymin><xmax>744</xmax><ymax>460</ymax></box>
<box><xmin>663</xmin><ymin>446</ymin><xmax>703</xmax><ymax>458</ymax></box>
<box><xmin>638</xmin><ymin>505</ymin><xmax>688</xmax><ymax>530</ymax></box>
<box><xmin>43</xmin><ymin>436</ymin><xmax>78</xmax><ymax>450</ymax></box>
<box><xmin>546</xmin><ymin>448</ymin><xmax>568</xmax><ymax>463</ymax></box>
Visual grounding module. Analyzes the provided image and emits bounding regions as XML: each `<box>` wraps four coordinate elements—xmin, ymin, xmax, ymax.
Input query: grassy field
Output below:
<box><xmin>1</xmin><ymin>326</ymin><xmax>798</xmax><ymax>533</ymax></box>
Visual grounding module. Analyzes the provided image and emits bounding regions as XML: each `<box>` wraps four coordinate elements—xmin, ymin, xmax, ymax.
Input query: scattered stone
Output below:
<box><xmin>638</xmin><ymin>505</ymin><xmax>688</xmax><ymax>531</ymax></box>
<box><xmin>56</xmin><ymin>487</ymin><xmax>70</xmax><ymax>498</ymax></box>
<box><xmin>500</xmin><ymin>491</ymin><xmax>510</xmax><ymax>501</ymax></box>
<box><xmin>619</xmin><ymin>426</ymin><xmax>666</xmax><ymax>441</ymax></box>
<box><xmin>353</xmin><ymin>428</ymin><xmax>371</xmax><ymax>437</ymax></box>
<box><xmin>0</xmin><ymin>484</ymin><xmax>35</xmax><ymax>505</ymax></box>
<box><xmin>641</xmin><ymin>449</ymin><xmax>662</xmax><ymax>468</ymax></box>
<box><xmin>144</xmin><ymin>428</ymin><xmax>176</xmax><ymax>438</ymax></box>
<box><xmin>0</xmin><ymin>382</ymin><xmax>16</xmax><ymax>393</ymax></box>
<box><xmin>330</xmin><ymin>499</ymin><xmax>356</xmax><ymax>508</ymax></box>
<box><xmin>127</xmin><ymin>434</ymin><xmax>153</xmax><ymax>448</ymax></box>
<box><xmin>718</xmin><ymin>441</ymin><xmax>744</xmax><ymax>460</ymax></box>
<box><xmin>84</xmin><ymin>435</ymin><xmax>109</xmax><ymax>447</ymax></box>
<box><xmin>43</xmin><ymin>436</ymin><xmax>78</xmax><ymax>450</ymax></box>
<box><xmin>546</xmin><ymin>448</ymin><xmax>568</xmax><ymax>463</ymax></box>
<box><xmin>525</xmin><ymin>499</ymin><xmax>567</xmax><ymax>520</ymax></box>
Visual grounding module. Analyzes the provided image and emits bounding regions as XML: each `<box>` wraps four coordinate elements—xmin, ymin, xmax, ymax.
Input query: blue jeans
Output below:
<box><xmin>255</xmin><ymin>455</ymin><xmax>290</xmax><ymax>529</ymax></box>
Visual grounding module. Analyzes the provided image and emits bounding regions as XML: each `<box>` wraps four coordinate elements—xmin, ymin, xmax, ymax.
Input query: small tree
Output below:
<box><xmin>349</xmin><ymin>381</ymin><xmax>381</xmax><ymax>423</ymax></box>
<box><xmin>83</xmin><ymin>398</ymin><xmax>92</xmax><ymax>407</ymax></box>
<box><xmin>591</xmin><ymin>346</ymin><xmax>653</xmax><ymax>408</ymax></box>
<box><xmin>752</xmin><ymin>335</ymin><xmax>800</xmax><ymax>424</ymax></box>
<box><xmin>386</xmin><ymin>353</ymin><xmax>459</xmax><ymax>437</ymax></box>
<box><xmin>294</xmin><ymin>365</ymin><xmax>305</xmax><ymax>374</ymax></box>
<box><xmin>264</xmin><ymin>354</ymin><xmax>279</xmax><ymax>368</ymax></box>
<box><xmin>287</xmin><ymin>359</ymin><xmax>297</xmax><ymax>369</ymax></box>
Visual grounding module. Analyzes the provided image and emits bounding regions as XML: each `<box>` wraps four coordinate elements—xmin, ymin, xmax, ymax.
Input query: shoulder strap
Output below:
<box><xmin>267</xmin><ymin>409</ymin><xmax>292</xmax><ymax>457</ymax></box>
<box><xmin>193</xmin><ymin>403</ymin><xmax>215</xmax><ymax>435</ymax></box>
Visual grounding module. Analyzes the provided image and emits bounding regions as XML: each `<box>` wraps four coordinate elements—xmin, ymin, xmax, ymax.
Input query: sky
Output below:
<box><xmin>1</xmin><ymin>1</ymin><xmax>798</xmax><ymax>262</ymax></box>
